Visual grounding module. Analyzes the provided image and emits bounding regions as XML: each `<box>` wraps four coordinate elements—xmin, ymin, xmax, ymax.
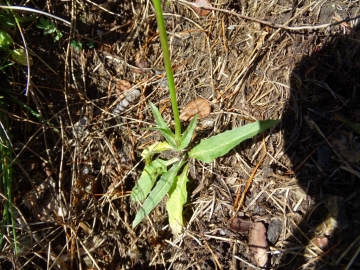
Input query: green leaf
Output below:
<box><xmin>189</xmin><ymin>119</ymin><xmax>281</xmax><ymax>163</ymax></box>
<box><xmin>0</xmin><ymin>30</ymin><xmax>13</xmax><ymax>50</ymax></box>
<box><xmin>130</xmin><ymin>158</ymin><xmax>179</xmax><ymax>202</ymax></box>
<box><xmin>71</xmin><ymin>40</ymin><xmax>82</xmax><ymax>50</ymax></box>
<box><xmin>141</xmin><ymin>141</ymin><xmax>174</xmax><ymax>164</ymax></box>
<box><xmin>0</xmin><ymin>11</ymin><xmax>15</xmax><ymax>29</ymax></box>
<box><xmin>132</xmin><ymin>160</ymin><xmax>185</xmax><ymax>228</ymax></box>
<box><xmin>37</xmin><ymin>18</ymin><xmax>49</xmax><ymax>29</ymax></box>
<box><xmin>54</xmin><ymin>31</ymin><xmax>63</xmax><ymax>41</ymax></box>
<box><xmin>11</xmin><ymin>49</ymin><xmax>33</xmax><ymax>66</ymax></box>
<box><xmin>148</xmin><ymin>102</ymin><xmax>177</xmax><ymax>147</ymax></box>
<box><xmin>149</xmin><ymin>101</ymin><xmax>170</xmax><ymax>130</ymax></box>
<box><xmin>149</xmin><ymin>101</ymin><xmax>168</xmax><ymax>128</ymax></box>
<box><xmin>166</xmin><ymin>163</ymin><xmax>189</xmax><ymax>236</ymax></box>
<box><xmin>178</xmin><ymin>115</ymin><xmax>197</xmax><ymax>150</ymax></box>
<box><xmin>157</xmin><ymin>127</ymin><xmax>177</xmax><ymax>148</ymax></box>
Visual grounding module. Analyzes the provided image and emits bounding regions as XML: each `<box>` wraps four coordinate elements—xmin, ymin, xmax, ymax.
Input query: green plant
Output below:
<box><xmin>0</xmin><ymin>95</ymin><xmax>17</xmax><ymax>253</ymax></box>
<box><xmin>87</xmin><ymin>40</ymin><xmax>94</xmax><ymax>49</ymax></box>
<box><xmin>0</xmin><ymin>30</ymin><xmax>12</xmax><ymax>50</ymax></box>
<box><xmin>0</xmin><ymin>29</ymin><xmax>29</xmax><ymax>67</ymax></box>
<box><xmin>130</xmin><ymin>0</ymin><xmax>280</xmax><ymax>235</ymax></box>
<box><xmin>37</xmin><ymin>17</ymin><xmax>63</xmax><ymax>41</ymax></box>
<box><xmin>0</xmin><ymin>3</ymin><xmax>65</xmax><ymax>253</ymax></box>
<box><xmin>70</xmin><ymin>39</ymin><xmax>82</xmax><ymax>50</ymax></box>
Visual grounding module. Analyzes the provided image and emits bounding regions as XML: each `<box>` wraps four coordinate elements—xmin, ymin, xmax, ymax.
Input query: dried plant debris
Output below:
<box><xmin>133</xmin><ymin>53</ymin><xmax>149</xmax><ymax>74</ymax></box>
<box><xmin>154</xmin><ymin>69</ymin><xmax>169</xmax><ymax>88</ymax></box>
<box><xmin>72</xmin><ymin>117</ymin><xmax>89</xmax><ymax>141</ymax></box>
<box><xmin>180</xmin><ymin>97</ymin><xmax>211</xmax><ymax>121</ymax></box>
<box><xmin>8</xmin><ymin>0</ymin><xmax>360</xmax><ymax>268</ymax></box>
<box><xmin>249</xmin><ymin>222</ymin><xmax>269</xmax><ymax>268</ymax></box>
<box><xmin>22</xmin><ymin>176</ymin><xmax>68</xmax><ymax>221</ymax></box>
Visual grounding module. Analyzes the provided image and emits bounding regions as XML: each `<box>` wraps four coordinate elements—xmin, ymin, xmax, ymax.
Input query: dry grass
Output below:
<box><xmin>1</xmin><ymin>0</ymin><xmax>360</xmax><ymax>269</ymax></box>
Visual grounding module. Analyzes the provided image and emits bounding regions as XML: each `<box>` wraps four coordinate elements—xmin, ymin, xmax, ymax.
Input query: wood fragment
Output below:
<box><xmin>249</xmin><ymin>222</ymin><xmax>269</xmax><ymax>267</ymax></box>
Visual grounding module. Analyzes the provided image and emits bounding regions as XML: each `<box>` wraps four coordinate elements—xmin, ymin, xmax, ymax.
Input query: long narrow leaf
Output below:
<box><xmin>149</xmin><ymin>101</ymin><xmax>171</xmax><ymax>130</ymax></box>
<box><xmin>166</xmin><ymin>163</ymin><xmax>189</xmax><ymax>236</ymax></box>
<box><xmin>148</xmin><ymin>102</ymin><xmax>177</xmax><ymax>147</ymax></box>
<box><xmin>156</xmin><ymin>127</ymin><xmax>177</xmax><ymax>148</ymax></box>
<box><xmin>130</xmin><ymin>158</ymin><xmax>178</xmax><ymax>202</ymax></box>
<box><xmin>178</xmin><ymin>115</ymin><xmax>197</xmax><ymax>150</ymax></box>
<box><xmin>132</xmin><ymin>160</ymin><xmax>185</xmax><ymax>228</ymax></box>
<box><xmin>189</xmin><ymin>120</ymin><xmax>280</xmax><ymax>163</ymax></box>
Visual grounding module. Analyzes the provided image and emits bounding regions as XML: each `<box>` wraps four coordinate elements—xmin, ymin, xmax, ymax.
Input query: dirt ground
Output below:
<box><xmin>1</xmin><ymin>0</ymin><xmax>360</xmax><ymax>269</ymax></box>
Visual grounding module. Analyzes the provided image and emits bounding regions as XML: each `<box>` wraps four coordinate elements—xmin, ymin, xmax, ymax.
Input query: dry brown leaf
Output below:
<box><xmin>180</xmin><ymin>97</ymin><xmax>211</xmax><ymax>121</ymax></box>
<box><xmin>249</xmin><ymin>222</ymin><xmax>269</xmax><ymax>268</ymax></box>
<box><xmin>192</xmin><ymin>0</ymin><xmax>212</xmax><ymax>16</ymax></box>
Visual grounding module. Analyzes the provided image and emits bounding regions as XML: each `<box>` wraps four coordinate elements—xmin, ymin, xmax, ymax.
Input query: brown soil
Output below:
<box><xmin>1</xmin><ymin>0</ymin><xmax>360</xmax><ymax>269</ymax></box>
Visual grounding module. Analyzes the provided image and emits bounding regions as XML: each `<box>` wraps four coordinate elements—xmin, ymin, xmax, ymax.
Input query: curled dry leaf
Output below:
<box><xmin>192</xmin><ymin>0</ymin><xmax>212</xmax><ymax>16</ymax></box>
<box><xmin>180</xmin><ymin>97</ymin><xmax>211</xmax><ymax>121</ymax></box>
<box><xmin>249</xmin><ymin>222</ymin><xmax>269</xmax><ymax>268</ymax></box>
<box><xmin>229</xmin><ymin>218</ymin><xmax>253</xmax><ymax>233</ymax></box>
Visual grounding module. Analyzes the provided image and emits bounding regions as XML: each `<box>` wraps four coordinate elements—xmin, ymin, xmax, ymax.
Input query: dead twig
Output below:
<box><xmin>233</xmin><ymin>133</ymin><xmax>267</xmax><ymax>216</ymax></box>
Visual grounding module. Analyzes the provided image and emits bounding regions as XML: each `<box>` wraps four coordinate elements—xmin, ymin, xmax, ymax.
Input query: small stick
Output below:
<box><xmin>233</xmin><ymin>134</ymin><xmax>267</xmax><ymax>217</ymax></box>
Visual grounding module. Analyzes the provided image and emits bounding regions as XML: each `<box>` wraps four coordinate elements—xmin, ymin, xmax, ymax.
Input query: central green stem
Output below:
<box><xmin>152</xmin><ymin>0</ymin><xmax>182</xmax><ymax>146</ymax></box>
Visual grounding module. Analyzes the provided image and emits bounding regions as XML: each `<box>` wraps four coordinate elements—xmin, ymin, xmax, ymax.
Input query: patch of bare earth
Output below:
<box><xmin>2</xmin><ymin>0</ymin><xmax>360</xmax><ymax>269</ymax></box>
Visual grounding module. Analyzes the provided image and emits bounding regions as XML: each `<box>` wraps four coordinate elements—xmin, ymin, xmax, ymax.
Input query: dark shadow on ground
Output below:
<box><xmin>281</xmin><ymin>25</ymin><xmax>360</xmax><ymax>269</ymax></box>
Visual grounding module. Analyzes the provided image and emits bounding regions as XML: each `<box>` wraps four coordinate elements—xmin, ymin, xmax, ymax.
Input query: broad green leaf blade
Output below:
<box><xmin>0</xmin><ymin>30</ymin><xmax>13</xmax><ymax>50</ymax></box>
<box><xmin>189</xmin><ymin>120</ymin><xmax>280</xmax><ymax>163</ymax></box>
<box><xmin>130</xmin><ymin>158</ymin><xmax>178</xmax><ymax>202</ymax></box>
<box><xmin>11</xmin><ymin>49</ymin><xmax>33</xmax><ymax>66</ymax></box>
<box><xmin>132</xmin><ymin>160</ymin><xmax>185</xmax><ymax>228</ymax></box>
<box><xmin>178</xmin><ymin>115</ymin><xmax>197</xmax><ymax>151</ymax></box>
<box><xmin>166</xmin><ymin>164</ymin><xmax>189</xmax><ymax>236</ymax></box>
